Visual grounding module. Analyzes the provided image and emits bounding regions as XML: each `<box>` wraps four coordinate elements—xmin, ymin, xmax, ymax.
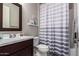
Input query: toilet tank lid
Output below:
<box><xmin>37</xmin><ymin>44</ymin><xmax>48</xmax><ymax>49</ymax></box>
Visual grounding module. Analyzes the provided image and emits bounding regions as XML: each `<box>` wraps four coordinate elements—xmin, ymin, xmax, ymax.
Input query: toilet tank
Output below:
<box><xmin>33</xmin><ymin>37</ymin><xmax>39</xmax><ymax>46</ymax></box>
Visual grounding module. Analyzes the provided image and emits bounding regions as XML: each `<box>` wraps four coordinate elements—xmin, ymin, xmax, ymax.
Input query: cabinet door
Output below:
<box><xmin>26</xmin><ymin>46</ymin><xmax>33</xmax><ymax>56</ymax></box>
<box><xmin>12</xmin><ymin>46</ymin><xmax>33</xmax><ymax>56</ymax></box>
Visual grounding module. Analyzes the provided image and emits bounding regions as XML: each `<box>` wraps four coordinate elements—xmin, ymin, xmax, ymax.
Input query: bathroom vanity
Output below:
<box><xmin>0</xmin><ymin>36</ymin><xmax>33</xmax><ymax>56</ymax></box>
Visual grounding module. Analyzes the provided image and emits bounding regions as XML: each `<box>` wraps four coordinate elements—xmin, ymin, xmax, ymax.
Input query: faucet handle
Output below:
<box><xmin>9</xmin><ymin>34</ymin><xmax>12</xmax><ymax>38</ymax></box>
<box><xmin>0</xmin><ymin>37</ymin><xmax>2</xmax><ymax>39</ymax></box>
<box><xmin>9</xmin><ymin>34</ymin><xmax>16</xmax><ymax>38</ymax></box>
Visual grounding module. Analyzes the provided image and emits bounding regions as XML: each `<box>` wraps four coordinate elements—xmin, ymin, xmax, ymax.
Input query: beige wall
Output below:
<box><xmin>69</xmin><ymin>4</ymin><xmax>75</xmax><ymax>48</ymax></box>
<box><xmin>0</xmin><ymin>3</ymin><xmax>38</xmax><ymax>36</ymax></box>
<box><xmin>22</xmin><ymin>3</ymin><xmax>38</xmax><ymax>36</ymax></box>
<box><xmin>69</xmin><ymin>3</ymin><xmax>77</xmax><ymax>48</ymax></box>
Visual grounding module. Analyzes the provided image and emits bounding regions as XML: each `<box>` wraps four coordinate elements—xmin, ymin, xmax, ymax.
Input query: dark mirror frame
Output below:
<box><xmin>0</xmin><ymin>3</ymin><xmax>22</xmax><ymax>31</ymax></box>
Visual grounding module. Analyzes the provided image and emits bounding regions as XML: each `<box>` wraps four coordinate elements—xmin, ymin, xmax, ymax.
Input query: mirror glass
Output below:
<box><xmin>3</xmin><ymin>3</ymin><xmax>19</xmax><ymax>28</ymax></box>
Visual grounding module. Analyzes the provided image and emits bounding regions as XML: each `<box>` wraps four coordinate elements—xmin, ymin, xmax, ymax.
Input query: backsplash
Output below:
<box><xmin>0</xmin><ymin>33</ymin><xmax>23</xmax><ymax>39</ymax></box>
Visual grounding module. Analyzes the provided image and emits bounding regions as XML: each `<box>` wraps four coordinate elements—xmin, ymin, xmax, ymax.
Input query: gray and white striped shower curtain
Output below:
<box><xmin>39</xmin><ymin>3</ymin><xmax>70</xmax><ymax>56</ymax></box>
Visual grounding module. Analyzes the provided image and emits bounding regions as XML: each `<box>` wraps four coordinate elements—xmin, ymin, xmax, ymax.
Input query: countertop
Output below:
<box><xmin>0</xmin><ymin>36</ymin><xmax>34</xmax><ymax>47</ymax></box>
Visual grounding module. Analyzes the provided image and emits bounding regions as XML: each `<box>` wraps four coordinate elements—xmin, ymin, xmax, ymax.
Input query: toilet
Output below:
<box><xmin>33</xmin><ymin>37</ymin><xmax>49</xmax><ymax>56</ymax></box>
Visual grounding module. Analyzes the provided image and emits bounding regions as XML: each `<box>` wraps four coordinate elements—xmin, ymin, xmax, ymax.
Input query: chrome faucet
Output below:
<box><xmin>9</xmin><ymin>34</ymin><xmax>16</xmax><ymax>38</ymax></box>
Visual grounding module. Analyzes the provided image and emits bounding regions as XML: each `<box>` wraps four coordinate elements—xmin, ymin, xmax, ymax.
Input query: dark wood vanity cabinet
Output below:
<box><xmin>0</xmin><ymin>39</ymin><xmax>33</xmax><ymax>56</ymax></box>
<box><xmin>12</xmin><ymin>46</ymin><xmax>33</xmax><ymax>56</ymax></box>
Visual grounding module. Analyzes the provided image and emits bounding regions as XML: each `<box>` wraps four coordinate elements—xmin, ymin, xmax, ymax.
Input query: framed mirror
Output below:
<box><xmin>0</xmin><ymin>3</ymin><xmax>22</xmax><ymax>31</ymax></box>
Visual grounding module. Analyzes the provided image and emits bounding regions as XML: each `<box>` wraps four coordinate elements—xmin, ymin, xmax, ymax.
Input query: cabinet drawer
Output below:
<box><xmin>0</xmin><ymin>39</ymin><xmax>33</xmax><ymax>56</ymax></box>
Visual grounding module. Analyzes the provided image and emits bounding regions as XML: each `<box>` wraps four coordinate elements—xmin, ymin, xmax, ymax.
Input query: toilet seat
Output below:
<box><xmin>36</xmin><ymin>44</ymin><xmax>49</xmax><ymax>52</ymax></box>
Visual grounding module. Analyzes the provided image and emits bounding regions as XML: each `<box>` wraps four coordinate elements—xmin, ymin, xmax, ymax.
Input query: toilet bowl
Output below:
<box><xmin>36</xmin><ymin>44</ymin><xmax>49</xmax><ymax>56</ymax></box>
<box><xmin>36</xmin><ymin>44</ymin><xmax>49</xmax><ymax>53</ymax></box>
<box><xmin>33</xmin><ymin>37</ymin><xmax>49</xmax><ymax>56</ymax></box>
